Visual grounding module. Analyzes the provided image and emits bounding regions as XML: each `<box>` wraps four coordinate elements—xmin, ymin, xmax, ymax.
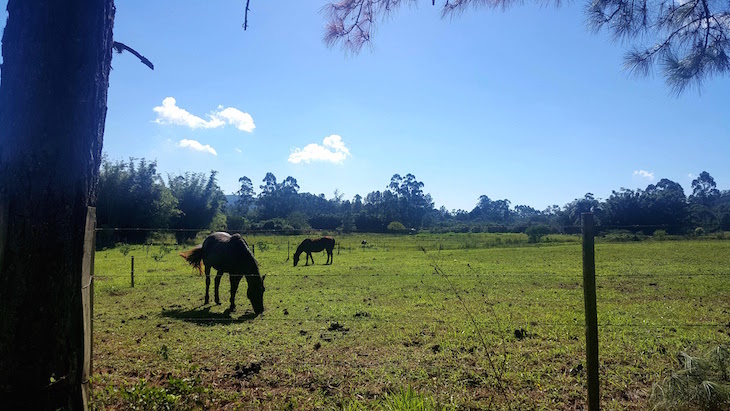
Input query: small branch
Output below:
<box><xmin>112</xmin><ymin>41</ymin><xmax>154</xmax><ymax>70</ymax></box>
<box><xmin>244</xmin><ymin>0</ymin><xmax>251</xmax><ymax>30</ymax></box>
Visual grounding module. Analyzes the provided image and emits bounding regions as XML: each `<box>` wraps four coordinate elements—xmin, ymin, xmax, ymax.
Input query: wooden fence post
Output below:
<box><xmin>582</xmin><ymin>213</ymin><xmax>600</xmax><ymax>410</ymax></box>
<box><xmin>287</xmin><ymin>240</ymin><xmax>290</xmax><ymax>262</ymax></box>
<box><xmin>81</xmin><ymin>206</ymin><xmax>96</xmax><ymax>410</ymax></box>
<box><xmin>130</xmin><ymin>256</ymin><xmax>134</xmax><ymax>288</ymax></box>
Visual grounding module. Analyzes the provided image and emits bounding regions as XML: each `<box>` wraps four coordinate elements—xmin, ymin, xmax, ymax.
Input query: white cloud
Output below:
<box><xmin>633</xmin><ymin>170</ymin><xmax>655</xmax><ymax>180</ymax></box>
<box><xmin>178</xmin><ymin>139</ymin><xmax>217</xmax><ymax>156</ymax></box>
<box><xmin>688</xmin><ymin>173</ymin><xmax>695</xmax><ymax>179</ymax></box>
<box><xmin>153</xmin><ymin>97</ymin><xmax>221</xmax><ymax>129</ymax></box>
<box><xmin>213</xmin><ymin>106</ymin><xmax>255</xmax><ymax>132</ymax></box>
<box><xmin>234</xmin><ymin>148</ymin><xmax>242</xmax><ymax>153</ymax></box>
<box><xmin>153</xmin><ymin>97</ymin><xmax>255</xmax><ymax>132</ymax></box>
<box><xmin>288</xmin><ymin>134</ymin><xmax>351</xmax><ymax>164</ymax></box>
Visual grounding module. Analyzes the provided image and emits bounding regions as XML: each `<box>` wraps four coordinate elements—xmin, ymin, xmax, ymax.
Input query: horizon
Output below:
<box><xmin>2</xmin><ymin>1</ymin><xmax>728</xmax><ymax>211</ymax></box>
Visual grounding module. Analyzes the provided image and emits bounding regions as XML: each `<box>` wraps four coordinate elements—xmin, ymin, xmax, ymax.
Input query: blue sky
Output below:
<box><xmin>1</xmin><ymin>1</ymin><xmax>728</xmax><ymax>211</ymax></box>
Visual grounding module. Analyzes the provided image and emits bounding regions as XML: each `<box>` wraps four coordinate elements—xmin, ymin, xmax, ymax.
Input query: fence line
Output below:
<box><xmin>91</xmin><ymin>271</ymin><xmax>730</xmax><ymax>279</ymax></box>
<box><xmin>94</xmin><ymin>223</ymin><xmax>727</xmax><ymax>233</ymax></box>
<box><xmin>104</xmin><ymin>305</ymin><xmax>730</xmax><ymax>328</ymax></box>
<box><xmin>140</xmin><ymin>316</ymin><xmax>728</xmax><ymax>328</ymax></box>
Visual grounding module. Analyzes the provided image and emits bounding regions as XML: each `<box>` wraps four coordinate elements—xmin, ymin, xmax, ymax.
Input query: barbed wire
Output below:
<box><xmin>107</xmin><ymin>312</ymin><xmax>730</xmax><ymax>329</ymax></box>
<box><xmin>94</xmin><ymin>223</ymin><xmax>730</xmax><ymax>234</ymax></box>
<box><xmin>92</xmin><ymin>271</ymin><xmax>730</xmax><ymax>279</ymax></box>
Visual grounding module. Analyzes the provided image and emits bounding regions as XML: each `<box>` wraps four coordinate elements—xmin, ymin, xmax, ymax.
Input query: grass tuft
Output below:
<box><xmin>651</xmin><ymin>345</ymin><xmax>730</xmax><ymax>410</ymax></box>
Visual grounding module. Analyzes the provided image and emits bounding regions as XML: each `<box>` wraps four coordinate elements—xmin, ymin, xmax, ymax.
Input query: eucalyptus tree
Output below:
<box><xmin>234</xmin><ymin>176</ymin><xmax>257</xmax><ymax>215</ymax></box>
<box><xmin>689</xmin><ymin>171</ymin><xmax>721</xmax><ymax>207</ymax></box>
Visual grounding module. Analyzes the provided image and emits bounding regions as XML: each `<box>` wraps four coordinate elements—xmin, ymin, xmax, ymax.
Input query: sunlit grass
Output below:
<box><xmin>92</xmin><ymin>234</ymin><xmax>730</xmax><ymax>410</ymax></box>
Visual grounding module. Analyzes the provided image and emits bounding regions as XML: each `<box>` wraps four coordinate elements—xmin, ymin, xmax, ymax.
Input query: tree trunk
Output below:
<box><xmin>0</xmin><ymin>1</ymin><xmax>115</xmax><ymax>409</ymax></box>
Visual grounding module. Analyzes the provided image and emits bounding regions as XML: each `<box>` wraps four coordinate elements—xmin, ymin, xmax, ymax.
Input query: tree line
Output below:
<box><xmin>97</xmin><ymin>157</ymin><xmax>730</xmax><ymax>243</ymax></box>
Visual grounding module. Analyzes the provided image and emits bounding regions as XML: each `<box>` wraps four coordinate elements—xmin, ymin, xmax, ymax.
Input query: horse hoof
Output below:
<box><xmin>215</xmin><ymin>301</ymin><xmax>222</xmax><ymax>305</ymax></box>
<box><xmin>230</xmin><ymin>306</ymin><xmax>236</xmax><ymax>312</ymax></box>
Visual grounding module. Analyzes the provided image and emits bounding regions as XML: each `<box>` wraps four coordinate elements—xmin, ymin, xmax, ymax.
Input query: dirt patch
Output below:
<box><xmin>232</xmin><ymin>362</ymin><xmax>261</xmax><ymax>379</ymax></box>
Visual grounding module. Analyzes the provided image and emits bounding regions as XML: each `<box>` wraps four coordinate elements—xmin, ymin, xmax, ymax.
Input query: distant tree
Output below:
<box><xmin>332</xmin><ymin>189</ymin><xmax>345</xmax><ymax>204</ymax></box>
<box><xmin>641</xmin><ymin>179</ymin><xmax>688</xmax><ymax>232</ymax></box>
<box><xmin>560</xmin><ymin>193</ymin><xmax>601</xmax><ymax>226</ymax></box>
<box><xmin>689</xmin><ymin>171</ymin><xmax>720</xmax><ymax>208</ymax></box>
<box><xmin>323</xmin><ymin>0</ymin><xmax>730</xmax><ymax>93</ymax></box>
<box><xmin>387</xmin><ymin>173</ymin><xmax>434</xmax><ymax>228</ymax></box>
<box><xmin>471</xmin><ymin>195</ymin><xmax>513</xmax><ymax>223</ymax></box>
<box><xmin>602</xmin><ymin>188</ymin><xmax>643</xmax><ymax>227</ymax></box>
<box><xmin>688</xmin><ymin>203</ymin><xmax>719</xmax><ymax>231</ymax></box>
<box><xmin>234</xmin><ymin>176</ymin><xmax>256</xmax><ymax>215</ymax></box>
<box><xmin>168</xmin><ymin>171</ymin><xmax>226</xmax><ymax>241</ymax></box>
<box><xmin>259</xmin><ymin>172</ymin><xmax>278</xmax><ymax>196</ymax></box>
<box><xmin>514</xmin><ymin>205</ymin><xmax>541</xmax><ymax>220</ymax></box>
<box><xmin>257</xmin><ymin>172</ymin><xmax>301</xmax><ymax>220</ymax></box>
<box><xmin>97</xmin><ymin>157</ymin><xmax>179</xmax><ymax>242</ymax></box>
<box><xmin>716</xmin><ymin>190</ymin><xmax>730</xmax><ymax>230</ymax></box>
<box><xmin>352</xmin><ymin>194</ymin><xmax>364</xmax><ymax>214</ymax></box>
<box><xmin>309</xmin><ymin>214</ymin><xmax>342</xmax><ymax>229</ymax></box>
<box><xmin>286</xmin><ymin>211</ymin><xmax>311</xmax><ymax>230</ymax></box>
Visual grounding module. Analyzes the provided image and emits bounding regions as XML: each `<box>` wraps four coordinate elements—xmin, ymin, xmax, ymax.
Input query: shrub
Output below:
<box><xmin>226</xmin><ymin>215</ymin><xmax>249</xmax><ymax>231</ymax></box>
<box><xmin>694</xmin><ymin>227</ymin><xmax>705</xmax><ymax>237</ymax></box>
<box><xmin>602</xmin><ymin>230</ymin><xmax>644</xmax><ymax>242</ymax></box>
<box><xmin>146</xmin><ymin>231</ymin><xmax>177</xmax><ymax>246</ymax></box>
<box><xmin>653</xmin><ymin>229</ymin><xmax>668</xmax><ymax>240</ymax></box>
<box><xmin>116</xmin><ymin>243</ymin><xmax>131</xmax><ymax>256</ymax></box>
<box><xmin>525</xmin><ymin>225</ymin><xmax>550</xmax><ymax>243</ymax></box>
<box><xmin>387</xmin><ymin>221</ymin><xmax>407</xmax><ymax>233</ymax></box>
<box><xmin>286</xmin><ymin>212</ymin><xmax>310</xmax><ymax>230</ymax></box>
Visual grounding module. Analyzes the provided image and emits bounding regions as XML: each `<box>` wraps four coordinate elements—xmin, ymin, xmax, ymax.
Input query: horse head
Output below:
<box><xmin>293</xmin><ymin>253</ymin><xmax>300</xmax><ymax>267</ymax></box>
<box><xmin>247</xmin><ymin>274</ymin><xmax>265</xmax><ymax>314</ymax></box>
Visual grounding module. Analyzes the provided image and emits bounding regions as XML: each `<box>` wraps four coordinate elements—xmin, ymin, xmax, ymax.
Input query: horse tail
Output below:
<box><xmin>180</xmin><ymin>246</ymin><xmax>205</xmax><ymax>275</ymax></box>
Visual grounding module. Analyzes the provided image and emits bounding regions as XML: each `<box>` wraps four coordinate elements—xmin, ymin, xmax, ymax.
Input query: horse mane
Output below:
<box><xmin>231</xmin><ymin>234</ymin><xmax>260</xmax><ymax>274</ymax></box>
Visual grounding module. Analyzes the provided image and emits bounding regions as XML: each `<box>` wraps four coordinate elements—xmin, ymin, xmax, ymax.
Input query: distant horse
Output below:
<box><xmin>293</xmin><ymin>237</ymin><xmax>335</xmax><ymax>267</ymax></box>
<box><xmin>180</xmin><ymin>232</ymin><xmax>265</xmax><ymax>314</ymax></box>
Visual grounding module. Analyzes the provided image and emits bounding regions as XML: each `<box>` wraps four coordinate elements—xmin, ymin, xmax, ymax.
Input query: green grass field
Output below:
<box><xmin>91</xmin><ymin>233</ymin><xmax>730</xmax><ymax>410</ymax></box>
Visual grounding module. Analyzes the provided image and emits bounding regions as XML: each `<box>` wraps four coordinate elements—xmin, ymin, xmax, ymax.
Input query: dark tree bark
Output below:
<box><xmin>0</xmin><ymin>1</ymin><xmax>115</xmax><ymax>409</ymax></box>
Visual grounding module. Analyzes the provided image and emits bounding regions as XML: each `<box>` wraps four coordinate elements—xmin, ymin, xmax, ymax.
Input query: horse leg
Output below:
<box><xmin>214</xmin><ymin>271</ymin><xmax>223</xmax><ymax>305</ymax></box>
<box><xmin>327</xmin><ymin>250</ymin><xmax>333</xmax><ymax>265</ymax></box>
<box><xmin>204</xmin><ymin>265</ymin><xmax>211</xmax><ymax>304</ymax></box>
<box><xmin>309</xmin><ymin>253</ymin><xmax>315</xmax><ymax>265</ymax></box>
<box><xmin>305</xmin><ymin>252</ymin><xmax>311</xmax><ymax>266</ymax></box>
<box><xmin>229</xmin><ymin>274</ymin><xmax>242</xmax><ymax>312</ymax></box>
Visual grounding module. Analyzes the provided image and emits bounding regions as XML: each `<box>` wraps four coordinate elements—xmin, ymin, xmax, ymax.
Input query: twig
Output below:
<box><xmin>420</xmin><ymin>247</ymin><xmax>514</xmax><ymax>408</ymax></box>
<box><xmin>112</xmin><ymin>41</ymin><xmax>154</xmax><ymax>70</ymax></box>
<box><xmin>244</xmin><ymin>0</ymin><xmax>251</xmax><ymax>30</ymax></box>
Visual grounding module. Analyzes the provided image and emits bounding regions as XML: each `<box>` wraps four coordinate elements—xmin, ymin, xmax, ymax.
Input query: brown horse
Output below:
<box><xmin>180</xmin><ymin>232</ymin><xmax>265</xmax><ymax>314</ymax></box>
<box><xmin>293</xmin><ymin>237</ymin><xmax>335</xmax><ymax>266</ymax></box>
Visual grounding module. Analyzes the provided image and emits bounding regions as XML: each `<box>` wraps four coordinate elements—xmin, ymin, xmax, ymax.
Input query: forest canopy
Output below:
<box><xmin>96</xmin><ymin>157</ymin><xmax>730</xmax><ymax>241</ymax></box>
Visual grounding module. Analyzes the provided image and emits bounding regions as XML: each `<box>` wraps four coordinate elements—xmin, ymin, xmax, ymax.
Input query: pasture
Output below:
<box><xmin>91</xmin><ymin>233</ymin><xmax>730</xmax><ymax>410</ymax></box>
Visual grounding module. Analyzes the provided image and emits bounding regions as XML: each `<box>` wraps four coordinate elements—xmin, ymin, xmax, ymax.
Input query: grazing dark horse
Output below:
<box><xmin>293</xmin><ymin>237</ymin><xmax>335</xmax><ymax>267</ymax></box>
<box><xmin>180</xmin><ymin>232</ymin><xmax>265</xmax><ymax>314</ymax></box>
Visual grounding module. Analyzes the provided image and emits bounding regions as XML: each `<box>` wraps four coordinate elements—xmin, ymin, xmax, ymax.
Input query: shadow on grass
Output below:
<box><xmin>160</xmin><ymin>305</ymin><xmax>258</xmax><ymax>325</ymax></box>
